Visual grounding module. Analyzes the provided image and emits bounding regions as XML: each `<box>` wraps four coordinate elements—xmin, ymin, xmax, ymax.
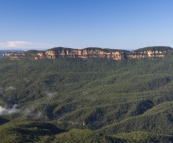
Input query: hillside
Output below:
<box><xmin>1</xmin><ymin>53</ymin><xmax>173</xmax><ymax>142</ymax></box>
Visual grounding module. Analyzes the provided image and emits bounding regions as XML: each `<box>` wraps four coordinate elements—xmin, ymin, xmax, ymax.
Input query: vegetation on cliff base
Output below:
<box><xmin>1</xmin><ymin>54</ymin><xmax>173</xmax><ymax>142</ymax></box>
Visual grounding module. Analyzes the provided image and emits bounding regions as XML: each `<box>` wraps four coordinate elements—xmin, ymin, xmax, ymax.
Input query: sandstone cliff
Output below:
<box><xmin>41</xmin><ymin>47</ymin><xmax>128</xmax><ymax>60</ymax></box>
<box><xmin>3</xmin><ymin>46</ymin><xmax>173</xmax><ymax>60</ymax></box>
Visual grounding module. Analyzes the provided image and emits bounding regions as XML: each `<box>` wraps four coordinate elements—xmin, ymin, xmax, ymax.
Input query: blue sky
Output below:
<box><xmin>0</xmin><ymin>0</ymin><xmax>173</xmax><ymax>50</ymax></box>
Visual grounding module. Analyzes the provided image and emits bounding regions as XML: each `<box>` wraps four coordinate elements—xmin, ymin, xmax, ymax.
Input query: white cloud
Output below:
<box><xmin>0</xmin><ymin>41</ymin><xmax>54</xmax><ymax>50</ymax></box>
<box><xmin>7</xmin><ymin>41</ymin><xmax>27</xmax><ymax>47</ymax></box>
<box><xmin>0</xmin><ymin>104</ymin><xmax>19</xmax><ymax>115</ymax></box>
<box><xmin>22</xmin><ymin>105</ymin><xmax>43</xmax><ymax>119</ymax></box>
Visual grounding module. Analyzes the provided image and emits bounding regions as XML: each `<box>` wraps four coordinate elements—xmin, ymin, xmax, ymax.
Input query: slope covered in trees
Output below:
<box><xmin>1</xmin><ymin>53</ymin><xmax>173</xmax><ymax>142</ymax></box>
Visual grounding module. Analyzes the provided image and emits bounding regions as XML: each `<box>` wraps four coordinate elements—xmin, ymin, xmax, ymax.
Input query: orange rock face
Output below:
<box><xmin>2</xmin><ymin>47</ymin><xmax>169</xmax><ymax>60</ymax></box>
<box><xmin>43</xmin><ymin>49</ymin><xmax>125</xmax><ymax>60</ymax></box>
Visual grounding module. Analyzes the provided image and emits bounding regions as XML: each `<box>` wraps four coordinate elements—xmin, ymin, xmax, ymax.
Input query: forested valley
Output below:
<box><xmin>1</xmin><ymin>52</ymin><xmax>173</xmax><ymax>142</ymax></box>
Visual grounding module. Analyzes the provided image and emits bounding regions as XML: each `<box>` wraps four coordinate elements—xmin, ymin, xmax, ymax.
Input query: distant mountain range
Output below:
<box><xmin>2</xmin><ymin>46</ymin><xmax>173</xmax><ymax>60</ymax></box>
<box><xmin>0</xmin><ymin>50</ymin><xmax>24</xmax><ymax>58</ymax></box>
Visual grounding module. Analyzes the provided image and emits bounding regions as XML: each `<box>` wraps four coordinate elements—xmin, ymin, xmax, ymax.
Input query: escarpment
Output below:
<box><xmin>3</xmin><ymin>46</ymin><xmax>173</xmax><ymax>60</ymax></box>
<box><xmin>42</xmin><ymin>47</ymin><xmax>127</xmax><ymax>60</ymax></box>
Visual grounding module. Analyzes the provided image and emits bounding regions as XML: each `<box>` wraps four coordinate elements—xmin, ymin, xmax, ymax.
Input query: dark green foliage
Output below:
<box><xmin>24</xmin><ymin>50</ymin><xmax>39</xmax><ymax>55</ymax></box>
<box><xmin>52</xmin><ymin>128</ymin><xmax>126</xmax><ymax>143</ymax></box>
<box><xmin>0</xmin><ymin>117</ymin><xmax>9</xmax><ymax>125</ymax></box>
<box><xmin>132</xmin><ymin>100</ymin><xmax>154</xmax><ymax>116</ymax></box>
<box><xmin>114</xmin><ymin>131</ymin><xmax>173</xmax><ymax>143</ymax></box>
<box><xmin>1</xmin><ymin>55</ymin><xmax>173</xmax><ymax>142</ymax></box>
<box><xmin>0</xmin><ymin>119</ymin><xmax>66</xmax><ymax>143</ymax></box>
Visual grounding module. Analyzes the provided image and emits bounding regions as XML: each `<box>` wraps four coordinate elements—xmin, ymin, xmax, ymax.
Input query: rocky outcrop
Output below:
<box><xmin>33</xmin><ymin>47</ymin><xmax>128</xmax><ymax>60</ymax></box>
<box><xmin>3</xmin><ymin>46</ymin><xmax>173</xmax><ymax>60</ymax></box>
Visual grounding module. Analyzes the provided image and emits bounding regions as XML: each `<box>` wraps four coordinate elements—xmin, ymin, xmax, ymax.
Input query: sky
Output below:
<box><xmin>0</xmin><ymin>0</ymin><xmax>173</xmax><ymax>50</ymax></box>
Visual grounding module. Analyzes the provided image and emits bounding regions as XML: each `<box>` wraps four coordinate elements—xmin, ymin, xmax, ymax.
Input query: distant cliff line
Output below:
<box><xmin>3</xmin><ymin>46</ymin><xmax>173</xmax><ymax>60</ymax></box>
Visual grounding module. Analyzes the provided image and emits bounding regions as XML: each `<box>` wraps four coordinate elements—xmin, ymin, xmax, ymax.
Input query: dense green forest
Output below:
<box><xmin>1</xmin><ymin>53</ymin><xmax>173</xmax><ymax>142</ymax></box>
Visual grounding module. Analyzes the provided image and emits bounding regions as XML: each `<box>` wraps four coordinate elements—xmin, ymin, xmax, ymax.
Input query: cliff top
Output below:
<box><xmin>47</xmin><ymin>47</ymin><xmax>130</xmax><ymax>53</ymax></box>
<box><xmin>48</xmin><ymin>47</ymin><xmax>73</xmax><ymax>51</ymax></box>
<box><xmin>46</xmin><ymin>46</ymin><xmax>173</xmax><ymax>53</ymax></box>
<box><xmin>134</xmin><ymin>46</ymin><xmax>172</xmax><ymax>52</ymax></box>
<box><xmin>25</xmin><ymin>50</ymin><xmax>40</xmax><ymax>55</ymax></box>
<box><xmin>84</xmin><ymin>47</ymin><xmax>130</xmax><ymax>53</ymax></box>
